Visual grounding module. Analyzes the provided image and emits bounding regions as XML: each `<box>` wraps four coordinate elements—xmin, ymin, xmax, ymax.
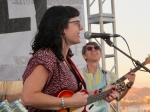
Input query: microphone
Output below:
<box><xmin>84</xmin><ymin>31</ymin><xmax>120</xmax><ymax>40</ymax></box>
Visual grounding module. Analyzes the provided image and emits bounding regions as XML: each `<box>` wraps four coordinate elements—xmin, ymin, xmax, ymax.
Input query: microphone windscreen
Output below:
<box><xmin>84</xmin><ymin>31</ymin><xmax>91</xmax><ymax>40</ymax></box>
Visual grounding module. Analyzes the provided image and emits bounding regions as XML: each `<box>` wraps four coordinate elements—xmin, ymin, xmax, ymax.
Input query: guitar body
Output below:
<box><xmin>86</xmin><ymin>82</ymin><xmax>106</xmax><ymax>112</ymax></box>
<box><xmin>57</xmin><ymin>90</ymin><xmax>88</xmax><ymax>112</ymax></box>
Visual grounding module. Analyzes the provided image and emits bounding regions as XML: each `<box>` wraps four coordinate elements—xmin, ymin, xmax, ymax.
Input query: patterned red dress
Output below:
<box><xmin>22</xmin><ymin>49</ymin><xmax>79</xmax><ymax>112</ymax></box>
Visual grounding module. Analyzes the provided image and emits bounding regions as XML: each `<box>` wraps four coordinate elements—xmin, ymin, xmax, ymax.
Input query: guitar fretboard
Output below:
<box><xmin>86</xmin><ymin>90</ymin><xmax>110</xmax><ymax>105</ymax></box>
<box><xmin>112</xmin><ymin>61</ymin><xmax>145</xmax><ymax>85</ymax></box>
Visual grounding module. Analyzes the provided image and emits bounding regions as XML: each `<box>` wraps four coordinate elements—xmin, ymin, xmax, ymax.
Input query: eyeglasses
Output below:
<box><xmin>86</xmin><ymin>46</ymin><xmax>100</xmax><ymax>51</ymax></box>
<box><xmin>68</xmin><ymin>20</ymin><xmax>80</xmax><ymax>28</ymax></box>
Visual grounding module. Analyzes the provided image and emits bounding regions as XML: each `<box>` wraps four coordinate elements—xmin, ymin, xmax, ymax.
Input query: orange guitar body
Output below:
<box><xmin>57</xmin><ymin>90</ymin><xmax>88</xmax><ymax>112</ymax></box>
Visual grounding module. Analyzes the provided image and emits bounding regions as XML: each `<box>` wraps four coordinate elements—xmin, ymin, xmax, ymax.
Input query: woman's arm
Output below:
<box><xmin>21</xmin><ymin>65</ymin><xmax>88</xmax><ymax>110</ymax></box>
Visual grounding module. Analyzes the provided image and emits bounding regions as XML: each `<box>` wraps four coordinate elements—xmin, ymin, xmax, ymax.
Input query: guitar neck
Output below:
<box><xmin>112</xmin><ymin>61</ymin><xmax>145</xmax><ymax>85</ymax></box>
<box><xmin>86</xmin><ymin>90</ymin><xmax>110</xmax><ymax>105</ymax></box>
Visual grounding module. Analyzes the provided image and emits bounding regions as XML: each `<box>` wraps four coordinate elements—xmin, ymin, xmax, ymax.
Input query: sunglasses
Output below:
<box><xmin>86</xmin><ymin>46</ymin><xmax>100</xmax><ymax>51</ymax></box>
<box><xmin>68</xmin><ymin>20</ymin><xmax>81</xmax><ymax>28</ymax></box>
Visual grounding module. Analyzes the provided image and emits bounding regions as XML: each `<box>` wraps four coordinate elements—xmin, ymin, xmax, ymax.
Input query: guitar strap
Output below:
<box><xmin>46</xmin><ymin>57</ymin><xmax>87</xmax><ymax>112</ymax></box>
<box><xmin>102</xmin><ymin>69</ymin><xmax>108</xmax><ymax>85</ymax></box>
<box><xmin>67</xmin><ymin>57</ymin><xmax>87</xmax><ymax>90</ymax></box>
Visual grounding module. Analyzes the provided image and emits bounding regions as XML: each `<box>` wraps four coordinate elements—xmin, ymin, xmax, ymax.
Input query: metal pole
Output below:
<box><xmin>111</xmin><ymin>0</ymin><xmax>120</xmax><ymax>111</ymax></box>
<box><xmin>98</xmin><ymin>0</ymin><xmax>106</xmax><ymax>69</ymax></box>
<box><xmin>86</xmin><ymin>0</ymin><xmax>92</xmax><ymax>42</ymax></box>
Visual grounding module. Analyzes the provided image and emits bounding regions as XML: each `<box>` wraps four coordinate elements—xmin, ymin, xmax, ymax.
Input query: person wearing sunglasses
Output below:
<box><xmin>79</xmin><ymin>42</ymin><xmax>136</xmax><ymax>112</ymax></box>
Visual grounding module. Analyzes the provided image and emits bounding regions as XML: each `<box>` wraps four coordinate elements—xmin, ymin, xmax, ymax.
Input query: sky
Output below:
<box><xmin>84</xmin><ymin>0</ymin><xmax>150</xmax><ymax>88</ymax></box>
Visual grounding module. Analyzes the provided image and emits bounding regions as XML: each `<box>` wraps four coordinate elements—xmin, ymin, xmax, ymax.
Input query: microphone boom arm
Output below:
<box><xmin>104</xmin><ymin>39</ymin><xmax>150</xmax><ymax>73</ymax></box>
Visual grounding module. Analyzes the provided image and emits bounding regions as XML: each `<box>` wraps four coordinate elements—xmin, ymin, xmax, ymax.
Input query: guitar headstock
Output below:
<box><xmin>116</xmin><ymin>82</ymin><xmax>126</xmax><ymax>93</ymax></box>
<box><xmin>145</xmin><ymin>56</ymin><xmax>150</xmax><ymax>65</ymax></box>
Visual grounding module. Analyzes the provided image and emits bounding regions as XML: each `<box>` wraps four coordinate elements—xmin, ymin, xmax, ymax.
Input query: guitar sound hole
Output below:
<box><xmin>67</xmin><ymin>108</ymin><xmax>70</xmax><ymax>112</ymax></box>
<box><xmin>89</xmin><ymin>104</ymin><xmax>94</xmax><ymax>110</ymax></box>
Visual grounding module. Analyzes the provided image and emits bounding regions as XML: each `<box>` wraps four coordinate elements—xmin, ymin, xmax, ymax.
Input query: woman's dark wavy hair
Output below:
<box><xmin>31</xmin><ymin>6</ymin><xmax>80</xmax><ymax>61</ymax></box>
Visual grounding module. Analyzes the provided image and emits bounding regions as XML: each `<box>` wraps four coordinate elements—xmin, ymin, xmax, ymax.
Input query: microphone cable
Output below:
<box><xmin>120</xmin><ymin>36</ymin><xmax>147</xmax><ymax>72</ymax></box>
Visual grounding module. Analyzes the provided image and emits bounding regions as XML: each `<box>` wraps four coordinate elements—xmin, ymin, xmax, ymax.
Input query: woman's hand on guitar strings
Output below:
<box><xmin>69</xmin><ymin>91</ymin><xmax>89</xmax><ymax>108</ymax></box>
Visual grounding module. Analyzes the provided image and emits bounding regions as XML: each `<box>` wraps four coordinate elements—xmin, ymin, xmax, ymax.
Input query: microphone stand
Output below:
<box><xmin>104</xmin><ymin>38</ymin><xmax>150</xmax><ymax>73</ymax></box>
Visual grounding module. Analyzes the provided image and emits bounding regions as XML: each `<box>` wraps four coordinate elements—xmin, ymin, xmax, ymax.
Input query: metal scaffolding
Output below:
<box><xmin>85</xmin><ymin>0</ymin><xmax>120</xmax><ymax>111</ymax></box>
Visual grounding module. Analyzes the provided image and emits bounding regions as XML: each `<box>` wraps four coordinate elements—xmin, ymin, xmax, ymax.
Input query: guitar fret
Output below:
<box><xmin>112</xmin><ymin>62</ymin><xmax>145</xmax><ymax>85</ymax></box>
<box><xmin>86</xmin><ymin>90</ymin><xmax>110</xmax><ymax>105</ymax></box>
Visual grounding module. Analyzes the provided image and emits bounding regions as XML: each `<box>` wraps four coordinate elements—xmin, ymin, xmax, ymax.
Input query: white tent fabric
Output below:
<box><xmin>0</xmin><ymin>0</ymin><xmax>86</xmax><ymax>81</ymax></box>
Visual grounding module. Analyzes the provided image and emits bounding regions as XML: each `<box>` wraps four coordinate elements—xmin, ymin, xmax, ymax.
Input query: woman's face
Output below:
<box><xmin>63</xmin><ymin>17</ymin><xmax>83</xmax><ymax>45</ymax></box>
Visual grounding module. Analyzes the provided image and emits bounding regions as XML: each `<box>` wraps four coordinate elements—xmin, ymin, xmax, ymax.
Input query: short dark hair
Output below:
<box><xmin>82</xmin><ymin>42</ymin><xmax>101</xmax><ymax>55</ymax></box>
<box><xmin>31</xmin><ymin>6</ymin><xmax>80</xmax><ymax>61</ymax></box>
